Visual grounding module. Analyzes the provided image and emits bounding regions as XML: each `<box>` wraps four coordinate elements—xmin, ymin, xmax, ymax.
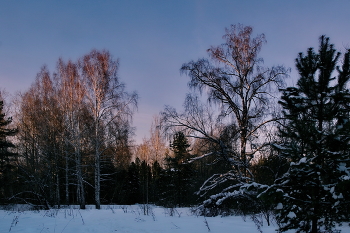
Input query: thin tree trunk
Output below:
<box><xmin>76</xmin><ymin>146</ymin><xmax>85</xmax><ymax>209</ymax></box>
<box><xmin>65</xmin><ymin>147</ymin><xmax>69</xmax><ymax>205</ymax></box>
<box><xmin>95</xmin><ymin>152</ymin><xmax>101</xmax><ymax>209</ymax></box>
<box><xmin>56</xmin><ymin>167</ymin><xmax>60</xmax><ymax>208</ymax></box>
<box><xmin>311</xmin><ymin>217</ymin><xmax>318</xmax><ymax>233</ymax></box>
<box><xmin>95</xmin><ymin>123</ymin><xmax>101</xmax><ymax>209</ymax></box>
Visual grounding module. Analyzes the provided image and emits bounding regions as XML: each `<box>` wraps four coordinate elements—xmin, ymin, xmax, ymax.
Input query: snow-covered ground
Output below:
<box><xmin>0</xmin><ymin>205</ymin><xmax>348</xmax><ymax>233</ymax></box>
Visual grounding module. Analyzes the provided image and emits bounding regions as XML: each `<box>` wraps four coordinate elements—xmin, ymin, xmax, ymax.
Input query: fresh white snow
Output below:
<box><xmin>276</xmin><ymin>203</ymin><xmax>283</xmax><ymax>210</ymax></box>
<box><xmin>1</xmin><ymin>205</ymin><xmax>349</xmax><ymax>233</ymax></box>
<box><xmin>0</xmin><ymin>205</ymin><xmax>277</xmax><ymax>233</ymax></box>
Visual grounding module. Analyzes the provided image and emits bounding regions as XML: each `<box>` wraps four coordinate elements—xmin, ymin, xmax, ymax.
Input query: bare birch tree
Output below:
<box><xmin>56</xmin><ymin>58</ymin><xmax>88</xmax><ymax>208</ymax></box>
<box><xmin>134</xmin><ymin>116</ymin><xmax>168</xmax><ymax>166</ymax></box>
<box><xmin>162</xmin><ymin>24</ymin><xmax>289</xmax><ymax>211</ymax></box>
<box><xmin>81</xmin><ymin>49</ymin><xmax>138</xmax><ymax>209</ymax></box>
<box><xmin>148</xmin><ymin>116</ymin><xmax>167</xmax><ymax>166</ymax></box>
<box><xmin>16</xmin><ymin>67</ymin><xmax>64</xmax><ymax>208</ymax></box>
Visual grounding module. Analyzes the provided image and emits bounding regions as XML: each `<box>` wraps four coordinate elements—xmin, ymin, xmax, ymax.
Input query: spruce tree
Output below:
<box><xmin>0</xmin><ymin>101</ymin><xmax>17</xmax><ymax>202</ymax></box>
<box><xmin>169</xmin><ymin>131</ymin><xmax>191</xmax><ymax>165</ymax></box>
<box><xmin>271</xmin><ymin>36</ymin><xmax>350</xmax><ymax>233</ymax></box>
<box><xmin>163</xmin><ymin>132</ymin><xmax>194</xmax><ymax>207</ymax></box>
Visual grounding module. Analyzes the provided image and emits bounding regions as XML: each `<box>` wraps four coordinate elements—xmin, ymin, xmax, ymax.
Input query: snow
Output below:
<box><xmin>338</xmin><ymin>163</ymin><xmax>347</xmax><ymax>172</ymax></box>
<box><xmin>333</xmin><ymin>192</ymin><xmax>344</xmax><ymax>199</ymax></box>
<box><xmin>215</xmin><ymin>191</ymin><xmax>240</xmax><ymax>206</ymax></box>
<box><xmin>1</xmin><ymin>205</ymin><xmax>349</xmax><ymax>233</ymax></box>
<box><xmin>272</xmin><ymin>143</ymin><xmax>286</xmax><ymax>150</ymax></box>
<box><xmin>299</xmin><ymin>157</ymin><xmax>307</xmax><ymax>163</ymax></box>
<box><xmin>0</xmin><ymin>205</ymin><xmax>279</xmax><ymax>233</ymax></box>
<box><xmin>287</xmin><ymin>211</ymin><xmax>296</xmax><ymax>218</ymax></box>
<box><xmin>276</xmin><ymin>203</ymin><xmax>283</xmax><ymax>210</ymax></box>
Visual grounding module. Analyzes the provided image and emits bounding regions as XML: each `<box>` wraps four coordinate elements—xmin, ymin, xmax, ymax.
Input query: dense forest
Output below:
<box><xmin>1</xmin><ymin>24</ymin><xmax>350</xmax><ymax>233</ymax></box>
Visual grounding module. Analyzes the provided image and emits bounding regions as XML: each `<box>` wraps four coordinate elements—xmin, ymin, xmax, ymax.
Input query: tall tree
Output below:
<box><xmin>148</xmin><ymin>116</ymin><xmax>167</xmax><ymax>166</ymax></box>
<box><xmin>0</xmin><ymin>100</ymin><xmax>17</xmax><ymax>202</ymax></box>
<box><xmin>16</xmin><ymin>67</ymin><xmax>64</xmax><ymax>208</ymax></box>
<box><xmin>56</xmin><ymin>58</ymin><xmax>88</xmax><ymax>208</ymax></box>
<box><xmin>268</xmin><ymin>36</ymin><xmax>350</xmax><ymax>233</ymax></box>
<box><xmin>165</xmin><ymin>131</ymin><xmax>194</xmax><ymax>207</ymax></box>
<box><xmin>162</xmin><ymin>24</ymin><xmax>288</xmax><ymax>212</ymax></box>
<box><xmin>15</xmin><ymin>50</ymin><xmax>137</xmax><ymax>208</ymax></box>
<box><xmin>81</xmin><ymin>49</ymin><xmax>138</xmax><ymax>209</ymax></box>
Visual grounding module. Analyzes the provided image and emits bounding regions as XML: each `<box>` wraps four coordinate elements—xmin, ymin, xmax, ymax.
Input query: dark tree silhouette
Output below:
<box><xmin>0</xmin><ymin>100</ymin><xmax>17</xmax><ymax>203</ymax></box>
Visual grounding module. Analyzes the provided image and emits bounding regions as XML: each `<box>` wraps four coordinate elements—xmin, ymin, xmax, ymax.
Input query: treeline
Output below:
<box><xmin>1</xmin><ymin>24</ymin><xmax>350</xmax><ymax>233</ymax></box>
<box><xmin>0</xmin><ymin>50</ymin><xmax>138</xmax><ymax>209</ymax></box>
<box><xmin>0</xmin><ymin>90</ymin><xmax>232</xmax><ymax>208</ymax></box>
<box><xmin>0</xmin><ymin>48</ymin><xmax>230</xmax><ymax>209</ymax></box>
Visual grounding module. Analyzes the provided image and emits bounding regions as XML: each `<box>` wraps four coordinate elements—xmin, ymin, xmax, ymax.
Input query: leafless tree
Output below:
<box><xmin>148</xmin><ymin>116</ymin><xmax>168</xmax><ymax>166</ymax></box>
<box><xmin>162</xmin><ymin>24</ymin><xmax>289</xmax><ymax>208</ymax></box>
<box><xmin>15</xmin><ymin>66</ymin><xmax>64</xmax><ymax>208</ymax></box>
<box><xmin>56</xmin><ymin>58</ymin><xmax>88</xmax><ymax>208</ymax></box>
<box><xmin>15</xmin><ymin>50</ymin><xmax>137</xmax><ymax>209</ymax></box>
<box><xmin>134</xmin><ymin>116</ymin><xmax>168</xmax><ymax>167</ymax></box>
<box><xmin>80</xmin><ymin>49</ymin><xmax>138</xmax><ymax>209</ymax></box>
<box><xmin>162</xmin><ymin>94</ymin><xmax>237</xmax><ymax>184</ymax></box>
<box><xmin>106</xmin><ymin>116</ymin><xmax>135</xmax><ymax>170</ymax></box>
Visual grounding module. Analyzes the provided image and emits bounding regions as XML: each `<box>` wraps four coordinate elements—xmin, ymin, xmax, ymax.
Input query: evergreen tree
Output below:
<box><xmin>139</xmin><ymin>159</ymin><xmax>151</xmax><ymax>207</ymax></box>
<box><xmin>0</xmin><ymin>101</ymin><xmax>17</xmax><ymax>202</ymax></box>
<box><xmin>169</xmin><ymin>131</ymin><xmax>191</xmax><ymax>164</ymax></box>
<box><xmin>149</xmin><ymin>160</ymin><xmax>162</xmax><ymax>204</ymax></box>
<box><xmin>163</xmin><ymin>132</ymin><xmax>195</xmax><ymax>207</ymax></box>
<box><xmin>269</xmin><ymin>36</ymin><xmax>350</xmax><ymax>233</ymax></box>
<box><xmin>124</xmin><ymin>159</ymin><xmax>141</xmax><ymax>204</ymax></box>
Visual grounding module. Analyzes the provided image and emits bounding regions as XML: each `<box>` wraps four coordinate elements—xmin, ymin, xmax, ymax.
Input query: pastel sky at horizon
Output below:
<box><xmin>1</xmin><ymin>0</ymin><xmax>350</xmax><ymax>143</ymax></box>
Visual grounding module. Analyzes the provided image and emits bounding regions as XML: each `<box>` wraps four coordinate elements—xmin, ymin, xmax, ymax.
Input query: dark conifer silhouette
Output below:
<box><xmin>0</xmin><ymin>101</ymin><xmax>17</xmax><ymax>203</ymax></box>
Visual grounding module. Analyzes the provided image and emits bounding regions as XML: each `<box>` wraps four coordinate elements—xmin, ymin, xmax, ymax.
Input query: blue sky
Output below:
<box><xmin>1</xmin><ymin>0</ymin><xmax>350</xmax><ymax>143</ymax></box>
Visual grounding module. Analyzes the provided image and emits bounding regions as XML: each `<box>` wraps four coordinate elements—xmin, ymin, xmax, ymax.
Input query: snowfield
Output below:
<box><xmin>0</xmin><ymin>205</ymin><xmax>349</xmax><ymax>233</ymax></box>
<box><xmin>0</xmin><ymin>205</ymin><xmax>273</xmax><ymax>233</ymax></box>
